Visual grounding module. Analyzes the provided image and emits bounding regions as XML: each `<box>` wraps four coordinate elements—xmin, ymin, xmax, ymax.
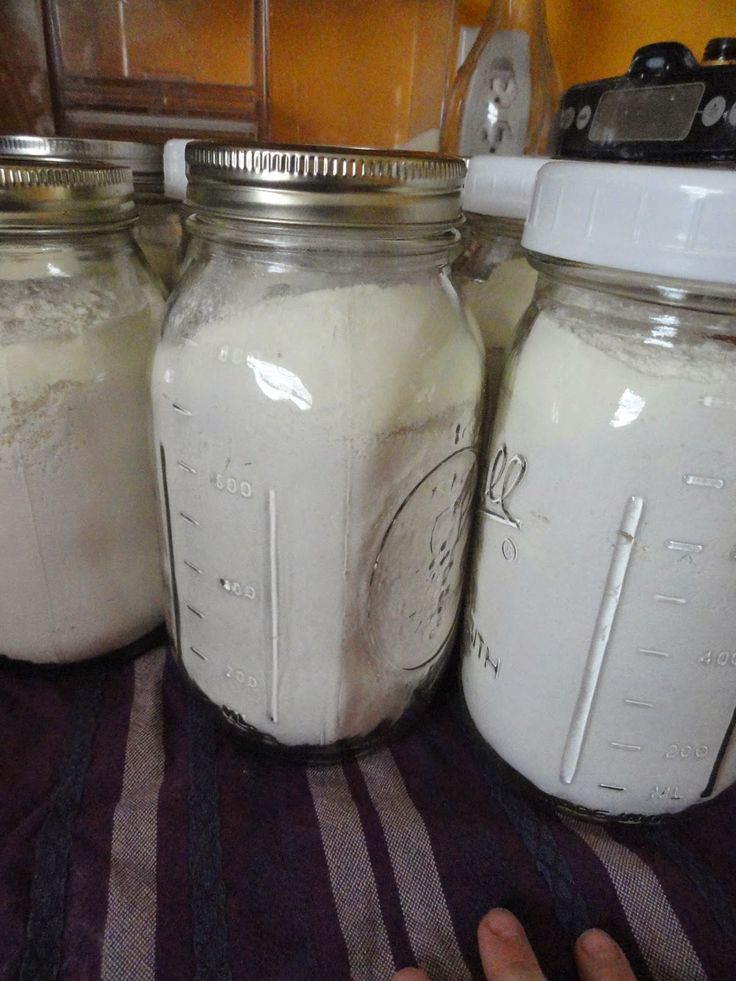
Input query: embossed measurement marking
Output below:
<box><xmin>183</xmin><ymin>560</ymin><xmax>203</xmax><ymax>574</ymax></box>
<box><xmin>665</xmin><ymin>540</ymin><xmax>704</xmax><ymax>553</ymax></box>
<box><xmin>190</xmin><ymin>646</ymin><xmax>207</xmax><ymax>661</ymax></box>
<box><xmin>177</xmin><ymin>460</ymin><xmax>197</xmax><ymax>474</ymax></box>
<box><xmin>172</xmin><ymin>403</ymin><xmax>193</xmax><ymax>416</ymax></box>
<box><xmin>219</xmin><ymin>579</ymin><xmax>255</xmax><ymax>599</ymax></box>
<box><xmin>639</xmin><ymin>647</ymin><xmax>672</xmax><ymax>657</ymax></box>
<box><xmin>269</xmin><ymin>488</ymin><xmax>279</xmax><ymax>725</ymax></box>
<box><xmin>599</xmin><ymin>783</ymin><xmax>626</xmax><ymax>792</ymax></box>
<box><xmin>186</xmin><ymin>604</ymin><xmax>204</xmax><ymax>619</ymax></box>
<box><xmin>639</xmin><ymin>647</ymin><xmax>671</xmax><ymax>658</ymax></box>
<box><xmin>700</xmin><ymin>395</ymin><xmax>736</xmax><ymax>410</ymax></box>
<box><xmin>624</xmin><ymin>698</ymin><xmax>654</xmax><ymax>709</ymax></box>
<box><xmin>179</xmin><ymin>511</ymin><xmax>200</xmax><ymax>526</ymax></box>
<box><xmin>560</xmin><ymin>495</ymin><xmax>644</xmax><ymax>786</ymax></box>
<box><xmin>655</xmin><ymin>594</ymin><xmax>686</xmax><ymax>605</ymax></box>
<box><xmin>610</xmin><ymin>741</ymin><xmax>642</xmax><ymax>751</ymax></box>
<box><xmin>683</xmin><ymin>474</ymin><xmax>724</xmax><ymax>489</ymax></box>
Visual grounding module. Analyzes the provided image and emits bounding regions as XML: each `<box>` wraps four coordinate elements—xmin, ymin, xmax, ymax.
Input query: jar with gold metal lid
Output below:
<box><xmin>0</xmin><ymin>136</ymin><xmax>182</xmax><ymax>291</ymax></box>
<box><xmin>153</xmin><ymin>142</ymin><xmax>484</xmax><ymax>756</ymax></box>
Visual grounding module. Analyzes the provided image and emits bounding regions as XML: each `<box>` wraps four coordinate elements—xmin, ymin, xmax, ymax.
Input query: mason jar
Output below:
<box><xmin>152</xmin><ymin>142</ymin><xmax>484</xmax><ymax>757</ymax></box>
<box><xmin>453</xmin><ymin>155</ymin><xmax>546</xmax><ymax>431</ymax></box>
<box><xmin>0</xmin><ymin>160</ymin><xmax>165</xmax><ymax>663</ymax></box>
<box><xmin>462</xmin><ymin>161</ymin><xmax>736</xmax><ymax>819</ymax></box>
<box><xmin>0</xmin><ymin>136</ymin><xmax>182</xmax><ymax>292</ymax></box>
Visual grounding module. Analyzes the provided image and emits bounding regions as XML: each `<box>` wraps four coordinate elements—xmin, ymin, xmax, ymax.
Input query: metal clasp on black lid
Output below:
<box><xmin>628</xmin><ymin>42</ymin><xmax>700</xmax><ymax>81</ymax></box>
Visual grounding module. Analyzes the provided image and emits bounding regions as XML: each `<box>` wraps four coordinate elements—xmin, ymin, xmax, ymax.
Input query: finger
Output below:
<box><xmin>477</xmin><ymin>908</ymin><xmax>547</xmax><ymax>980</ymax></box>
<box><xmin>392</xmin><ymin>970</ymin><xmax>431</xmax><ymax>981</ymax></box>
<box><xmin>574</xmin><ymin>928</ymin><xmax>637</xmax><ymax>981</ymax></box>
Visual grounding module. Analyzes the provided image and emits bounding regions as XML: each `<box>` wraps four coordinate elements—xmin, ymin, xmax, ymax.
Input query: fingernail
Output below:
<box><xmin>482</xmin><ymin>908</ymin><xmax>525</xmax><ymax>941</ymax></box>
<box><xmin>578</xmin><ymin>928</ymin><xmax>619</xmax><ymax>962</ymax></box>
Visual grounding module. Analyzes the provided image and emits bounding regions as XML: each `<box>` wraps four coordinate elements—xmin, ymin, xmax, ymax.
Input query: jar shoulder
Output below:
<box><xmin>0</xmin><ymin>236</ymin><xmax>165</xmax><ymax>340</ymax></box>
<box><xmin>158</xmin><ymin>258</ymin><xmax>484</xmax><ymax>433</ymax></box>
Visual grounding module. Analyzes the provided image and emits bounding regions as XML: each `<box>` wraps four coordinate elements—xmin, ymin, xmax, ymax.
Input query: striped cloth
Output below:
<box><xmin>1</xmin><ymin>639</ymin><xmax>735</xmax><ymax>981</ymax></box>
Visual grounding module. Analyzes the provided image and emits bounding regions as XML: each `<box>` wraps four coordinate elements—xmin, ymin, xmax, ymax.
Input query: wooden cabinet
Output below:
<box><xmin>38</xmin><ymin>0</ymin><xmax>269</xmax><ymax>142</ymax></box>
<box><xmin>0</xmin><ymin>1</ymin><xmax>55</xmax><ymax>136</ymax></box>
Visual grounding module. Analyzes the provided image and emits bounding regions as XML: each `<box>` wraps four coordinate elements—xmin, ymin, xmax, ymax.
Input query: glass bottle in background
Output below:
<box><xmin>441</xmin><ymin>0</ymin><xmax>561</xmax><ymax>157</ymax></box>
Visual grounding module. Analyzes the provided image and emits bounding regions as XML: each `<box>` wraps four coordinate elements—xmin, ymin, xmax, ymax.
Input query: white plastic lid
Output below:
<box><xmin>462</xmin><ymin>156</ymin><xmax>549</xmax><ymax>219</ymax></box>
<box><xmin>164</xmin><ymin>139</ymin><xmax>191</xmax><ymax>201</ymax></box>
<box><xmin>523</xmin><ymin>160</ymin><xmax>736</xmax><ymax>286</ymax></box>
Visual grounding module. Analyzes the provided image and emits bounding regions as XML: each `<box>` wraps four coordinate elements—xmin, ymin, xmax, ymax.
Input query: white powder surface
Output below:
<box><xmin>0</xmin><ymin>262</ymin><xmax>165</xmax><ymax>662</ymax></box>
<box><xmin>463</xmin><ymin>304</ymin><xmax>736</xmax><ymax>817</ymax></box>
<box><xmin>153</xmin><ymin>278</ymin><xmax>483</xmax><ymax>747</ymax></box>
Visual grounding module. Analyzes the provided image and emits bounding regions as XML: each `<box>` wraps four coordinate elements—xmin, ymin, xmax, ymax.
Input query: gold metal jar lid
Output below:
<box><xmin>0</xmin><ymin>160</ymin><xmax>136</xmax><ymax>231</ymax></box>
<box><xmin>0</xmin><ymin>136</ymin><xmax>163</xmax><ymax>196</ymax></box>
<box><xmin>185</xmin><ymin>142</ymin><xmax>467</xmax><ymax>227</ymax></box>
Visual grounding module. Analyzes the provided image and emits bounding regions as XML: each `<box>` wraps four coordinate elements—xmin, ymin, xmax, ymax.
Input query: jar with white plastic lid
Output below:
<box><xmin>0</xmin><ymin>160</ymin><xmax>165</xmax><ymax>664</ymax></box>
<box><xmin>163</xmin><ymin>138</ymin><xmax>193</xmax><ymax>280</ymax></box>
<box><xmin>454</xmin><ymin>156</ymin><xmax>546</xmax><ymax>425</ymax></box>
<box><xmin>0</xmin><ymin>136</ymin><xmax>181</xmax><ymax>291</ymax></box>
<box><xmin>462</xmin><ymin>160</ymin><xmax>736</xmax><ymax>819</ymax></box>
<box><xmin>153</xmin><ymin>142</ymin><xmax>484</xmax><ymax>757</ymax></box>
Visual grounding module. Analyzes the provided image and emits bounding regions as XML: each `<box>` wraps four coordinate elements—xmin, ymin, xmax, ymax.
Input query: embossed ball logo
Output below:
<box><xmin>480</xmin><ymin>443</ymin><xmax>527</xmax><ymax>529</ymax></box>
<box><xmin>368</xmin><ymin>448</ymin><xmax>477</xmax><ymax>671</ymax></box>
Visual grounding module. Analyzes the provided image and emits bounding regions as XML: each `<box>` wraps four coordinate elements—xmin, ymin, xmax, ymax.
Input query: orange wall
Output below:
<box><xmin>270</xmin><ymin>0</ymin><xmax>736</xmax><ymax>147</ymax></box>
<box><xmin>269</xmin><ymin>0</ymin><xmax>455</xmax><ymax>147</ymax></box>
<box><xmin>462</xmin><ymin>0</ymin><xmax>736</xmax><ymax>88</ymax></box>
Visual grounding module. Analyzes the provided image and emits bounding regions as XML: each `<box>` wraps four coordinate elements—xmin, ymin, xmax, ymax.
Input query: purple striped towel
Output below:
<box><xmin>1</xmin><ymin>641</ymin><xmax>735</xmax><ymax>980</ymax></box>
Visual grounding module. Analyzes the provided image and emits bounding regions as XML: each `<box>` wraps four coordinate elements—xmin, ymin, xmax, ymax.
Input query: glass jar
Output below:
<box><xmin>0</xmin><ymin>160</ymin><xmax>165</xmax><ymax>663</ymax></box>
<box><xmin>0</xmin><ymin>136</ymin><xmax>182</xmax><ymax>292</ymax></box>
<box><xmin>134</xmin><ymin>193</ymin><xmax>183</xmax><ymax>292</ymax></box>
<box><xmin>454</xmin><ymin>156</ymin><xmax>546</xmax><ymax>428</ymax></box>
<box><xmin>462</xmin><ymin>161</ymin><xmax>736</xmax><ymax>819</ymax></box>
<box><xmin>153</xmin><ymin>143</ymin><xmax>484</xmax><ymax>757</ymax></box>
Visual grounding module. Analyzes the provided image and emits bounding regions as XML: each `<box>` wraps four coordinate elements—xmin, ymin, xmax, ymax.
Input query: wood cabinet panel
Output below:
<box><xmin>53</xmin><ymin>0</ymin><xmax>256</xmax><ymax>86</ymax></box>
<box><xmin>41</xmin><ymin>0</ymin><xmax>267</xmax><ymax>142</ymax></box>
<box><xmin>0</xmin><ymin>0</ymin><xmax>55</xmax><ymax>135</ymax></box>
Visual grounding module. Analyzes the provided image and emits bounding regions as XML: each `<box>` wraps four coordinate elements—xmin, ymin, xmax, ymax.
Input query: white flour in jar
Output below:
<box><xmin>0</xmin><ymin>272</ymin><xmax>165</xmax><ymax>663</ymax></box>
<box><xmin>460</xmin><ymin>256</ymin><xmax>537</xmax><ymax>421</ymax></box>
<box><xmin>154</xmin><ymin>279</ymin><xmax>482</xmax><ymax>747</ymax></box>
<box><xmin>463</xmin><ymin>302</ymin><xmax>736</xmax><ymax>816</ymax></box>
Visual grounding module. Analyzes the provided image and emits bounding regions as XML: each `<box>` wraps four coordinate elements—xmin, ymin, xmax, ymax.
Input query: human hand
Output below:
<box><xmin>393</xmin><ymin>907</ymin><xmax>636</xmax><ymax>980</ymax></box>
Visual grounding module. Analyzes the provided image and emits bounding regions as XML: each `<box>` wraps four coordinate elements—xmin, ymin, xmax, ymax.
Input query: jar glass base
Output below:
<box><xmin>0</xmin><ymin>622</ymin><xmax>167</xmax><ymax>676</ymax></box>
<box><xmin>176</xmin><ymin>647</ymin><xmax>446</xmax><ymax>765</ymax></box>
<box><xmin>457</xmin><ymin>689</ymin><xmax>721</xmax><ymax>825</ymax></box>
